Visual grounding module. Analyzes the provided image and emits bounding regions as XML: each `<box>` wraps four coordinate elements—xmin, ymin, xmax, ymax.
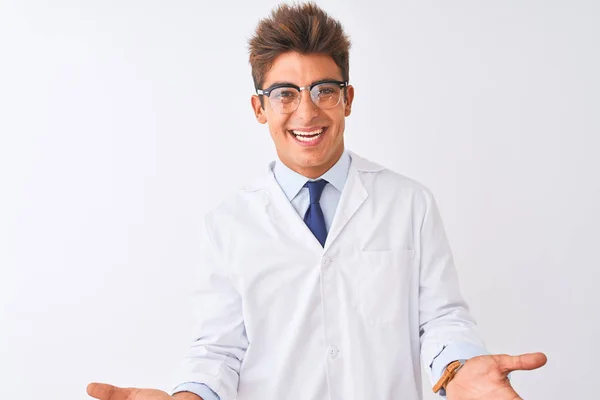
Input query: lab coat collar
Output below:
<box><xmin>346</xmin><ymin>150</ymin><xmax>385</xmax><ymax>173</ymax></box>
<box><xmin>240</xmin><ymin>149</ymin><xmax>384</xmax><ymax>194</ymax></box>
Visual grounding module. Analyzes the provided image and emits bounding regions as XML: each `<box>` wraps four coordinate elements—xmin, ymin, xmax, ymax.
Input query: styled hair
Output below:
<box><xmin>248</xmin><ymin>2</ymin><xmax>351</xmax><ymax>91</ymax></box>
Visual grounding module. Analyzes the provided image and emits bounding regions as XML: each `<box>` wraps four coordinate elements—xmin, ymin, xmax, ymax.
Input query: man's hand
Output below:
<box><xmin>446</xmin><ymin>352</ymin><xmax>547</xmax><ymax>400</ymax></box>
<box><xmin>86</xmin><ymin>383</ymin><xmax>175</xmax><ymax>400</ymax></box>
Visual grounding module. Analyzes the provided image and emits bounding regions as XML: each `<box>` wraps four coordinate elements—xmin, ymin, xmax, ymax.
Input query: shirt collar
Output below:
<box><xmin>273</xmin><ymin>149</ymin><xmax>352</xmax><ymax>201</ymax></box>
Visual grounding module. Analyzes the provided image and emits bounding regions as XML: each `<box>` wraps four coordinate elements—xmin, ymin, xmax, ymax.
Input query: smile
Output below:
<box><xmin>288</xmin><ymin>127</ymin><xmax>327</xmax><ymax>145</ymax></box>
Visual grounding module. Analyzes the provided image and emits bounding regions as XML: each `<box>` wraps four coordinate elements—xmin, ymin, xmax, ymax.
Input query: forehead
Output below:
<box><xmin>263</xmin><ymin>51</ymin><xmax>343</xmax><ymax>87</ymax></box>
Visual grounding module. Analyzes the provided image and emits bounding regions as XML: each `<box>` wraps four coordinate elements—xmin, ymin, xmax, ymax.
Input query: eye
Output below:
<box><xmin>272</xmin><ymin>89</ymin><xmax>298</xmax><ymax>99</ymax></box>
<box><xmin>279</xmin><ymin>90</ymin><xmax>297</xmax><ymax>98</ymax></box>
<box><xmin>315</xmin><ymin>84</ymin><xmax>340</xmax><ymax>97</ymax></box>
<box><xmin>272</xmin><ymin>88</ymin><xmax>299</xmax><ymax>105</ymax></box>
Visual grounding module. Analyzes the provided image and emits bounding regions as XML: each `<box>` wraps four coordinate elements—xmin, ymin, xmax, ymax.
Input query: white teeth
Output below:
<box><xmin>295</xmin><ymin>133</ymin><xmax>321</xmax><ymax>142</ymax></box>
<box><xmin>292</xmin><ymin>128</ymin><xmax>323</xmax><ymax>136</ymax></box>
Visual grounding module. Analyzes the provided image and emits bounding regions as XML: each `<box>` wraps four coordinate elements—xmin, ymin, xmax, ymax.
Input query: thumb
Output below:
<box><xmin>87</xmin><ymin>382</ymin><xmax>133</xmax><ymax>400</ymax></box>
<box><xmin>493</xmin><ymin>352</ymin><xmax>548</xmax><ymax>374</ymax></box>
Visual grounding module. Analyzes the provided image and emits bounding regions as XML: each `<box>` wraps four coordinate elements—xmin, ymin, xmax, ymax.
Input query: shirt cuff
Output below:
<box><xmin>172</xmin><ymin>382</ymin><xmax>219</xmax><ymax>400</ymax></box>
<box><xmin>430</xmin><ymin>342</ymin><xmax>489</xmax><ymax>397</ymax></box>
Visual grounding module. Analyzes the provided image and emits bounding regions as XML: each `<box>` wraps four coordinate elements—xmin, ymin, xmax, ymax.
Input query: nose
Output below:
<box><xmin>294</xmin><ymin>89</ymin><xmax>319</xmax><ymax>121</ymax></box>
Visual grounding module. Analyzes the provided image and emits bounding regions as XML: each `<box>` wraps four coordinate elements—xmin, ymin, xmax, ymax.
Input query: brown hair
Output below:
<box><xmin>248</xmin><ymin>2</ymin><xmax>351</xmax><ymax>91</ymax></box>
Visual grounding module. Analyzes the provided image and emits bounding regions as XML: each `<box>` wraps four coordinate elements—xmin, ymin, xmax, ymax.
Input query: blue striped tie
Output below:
<box><xmin>304</xmin><ymin>179</ymin><xmax>328</xmax><ymax>247</ymax></box>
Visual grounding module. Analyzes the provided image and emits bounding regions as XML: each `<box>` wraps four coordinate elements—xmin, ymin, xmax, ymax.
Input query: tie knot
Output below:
<box><xmin>304</xmin><ymin>179</ymin><xmax>328</xmax><ymax>205</ymax></box>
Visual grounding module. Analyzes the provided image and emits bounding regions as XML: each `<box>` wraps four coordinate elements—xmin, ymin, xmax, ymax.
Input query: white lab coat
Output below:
<box><xmin>172</xmin><ymin>151</ymin><xmax>485</xmax><ymax>400</ymax></box>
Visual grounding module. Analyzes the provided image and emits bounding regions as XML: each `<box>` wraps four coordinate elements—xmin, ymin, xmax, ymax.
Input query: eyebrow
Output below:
<box><xmin>263</xmin><ymin>77</ymin><xmax>342</xmax><ymax>89</ymax></box>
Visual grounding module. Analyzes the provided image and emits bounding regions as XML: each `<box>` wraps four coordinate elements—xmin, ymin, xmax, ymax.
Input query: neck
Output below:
<box><xmin>280</xmin><ymin>146</ymin><xmax>344</xmax><ymax>179</ymax></box>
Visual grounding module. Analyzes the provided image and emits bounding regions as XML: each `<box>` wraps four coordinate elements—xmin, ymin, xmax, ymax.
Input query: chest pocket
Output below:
<box><xmin>356</xmin><ymin>248</ymin><xmax>415</xmax><ymax>326</ymax></box>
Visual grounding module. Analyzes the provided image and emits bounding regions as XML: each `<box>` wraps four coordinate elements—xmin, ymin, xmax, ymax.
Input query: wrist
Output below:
<box><xmin>432</xmin><ymin>359</ymin><xmax>467</xmax><ymax>394</ymax></box>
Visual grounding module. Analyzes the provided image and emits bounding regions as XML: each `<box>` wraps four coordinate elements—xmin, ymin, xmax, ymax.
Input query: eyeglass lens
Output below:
<box><xmin>268</xmin><ymin>83</ymin><xmax>342</xmax><ymax>113</ymax></box>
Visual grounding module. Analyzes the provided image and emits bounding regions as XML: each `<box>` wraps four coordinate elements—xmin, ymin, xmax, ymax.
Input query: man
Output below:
<box><xmin>87</xmin><ymin>3</ymin><xmax>546</xmax><ymax>400</ymax></box>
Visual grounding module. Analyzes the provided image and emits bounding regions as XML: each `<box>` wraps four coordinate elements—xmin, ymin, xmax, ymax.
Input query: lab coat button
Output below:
<box><xmin>328</xmin><ymin>346</ymin><xmax>339</xmax><ymax>359</ymax></box>
<box><xmin>322</xmin><ymin>257</ymin><xmax>331</xmax><ymax>267</ymax></box>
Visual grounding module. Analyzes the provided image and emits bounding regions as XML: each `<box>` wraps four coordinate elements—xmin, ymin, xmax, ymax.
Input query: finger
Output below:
<box><xmin>494</xmin><ymin>352</ymin><xmax>548</xmax><ymax>374</ymax></box>
<box><xmin>86</xmin><ymin>382</ymin><xmax>125</xmax><ymax>400</ymax></box>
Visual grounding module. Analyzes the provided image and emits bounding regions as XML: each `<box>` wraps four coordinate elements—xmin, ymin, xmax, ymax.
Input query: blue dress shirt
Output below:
<box><xmin>171</xmin><ymin>149</ymin><xmax>487</xmax><ymax>399</ymax></box>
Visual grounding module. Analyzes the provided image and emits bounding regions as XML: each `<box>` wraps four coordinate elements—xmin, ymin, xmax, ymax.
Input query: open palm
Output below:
<box><xmin>87</xmin><ymin>383</ymin><xmax>173</xmax><ymax>400</ymax></box>
<box><xmin>446</xmin><ymin>352</ymin><xmax>547</xmax><ymax>400</ymax></box>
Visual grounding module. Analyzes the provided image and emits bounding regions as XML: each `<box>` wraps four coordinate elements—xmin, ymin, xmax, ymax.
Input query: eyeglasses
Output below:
<box><xmin>257</xmin><ymin>79</ymin><xmax>348</xmax><ymax>114</ymax></box>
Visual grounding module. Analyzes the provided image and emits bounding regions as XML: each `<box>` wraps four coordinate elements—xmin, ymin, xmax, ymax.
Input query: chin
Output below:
<box><xmin>297</xmin><ymin>154</ymin><xmax>326</xmax><ymax>166</ymax></box>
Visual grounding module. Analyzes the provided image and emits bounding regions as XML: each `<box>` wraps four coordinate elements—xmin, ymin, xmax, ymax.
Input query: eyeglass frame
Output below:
<box><xmin>256</xmin><ymin>79</ymin><xmax>349</xmax><ymax>113</ymax></box>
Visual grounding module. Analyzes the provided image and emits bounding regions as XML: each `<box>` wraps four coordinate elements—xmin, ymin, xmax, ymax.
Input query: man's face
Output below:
<box><xmin>251</xmin><ymin>52</ymin><xmax>354</xmax><ymax>178</ymax></box>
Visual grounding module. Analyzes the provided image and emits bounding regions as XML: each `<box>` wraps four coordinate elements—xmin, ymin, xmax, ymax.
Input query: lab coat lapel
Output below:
<box><xmin>263</xmin><ymin>162</ymin><xmax>324</xmax><ymax>251</ymax></box>
<box><xmin>323</xmin><ymin>152</ymin><xmax>379</xmax><ymax>252</ymax></box>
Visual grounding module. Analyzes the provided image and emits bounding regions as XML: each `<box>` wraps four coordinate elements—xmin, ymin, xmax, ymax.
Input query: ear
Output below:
<box><xmin>251</xmin><ymin>95</ymin><xmax>268</xmax><ymax>124</ymax></box>
<box><xmin>344</xmin><ymin>85</ymin><xmax>355</xmax><ymax>117</ymax></box>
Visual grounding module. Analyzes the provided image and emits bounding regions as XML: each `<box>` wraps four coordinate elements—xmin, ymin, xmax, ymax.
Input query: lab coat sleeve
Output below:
<box><xmin>172</xmin><ymin>383</ymin><xmax>220</xmax><ymax>400</ymax></box>
<box><xmin>418</xmin><ymin>190</ymin><xmax>488</xmax><ymax>388</ymax></box>
<box><xmin>171</xmin><ymin>214</ymin><xmax>248</xmax><ymax>400</ymax></box>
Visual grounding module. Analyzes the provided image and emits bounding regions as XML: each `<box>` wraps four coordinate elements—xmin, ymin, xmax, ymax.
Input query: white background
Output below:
<box><xmin>1</xmin><ymin>0</ymin><xmax>598</xmax><ymax>399</ymax></box>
